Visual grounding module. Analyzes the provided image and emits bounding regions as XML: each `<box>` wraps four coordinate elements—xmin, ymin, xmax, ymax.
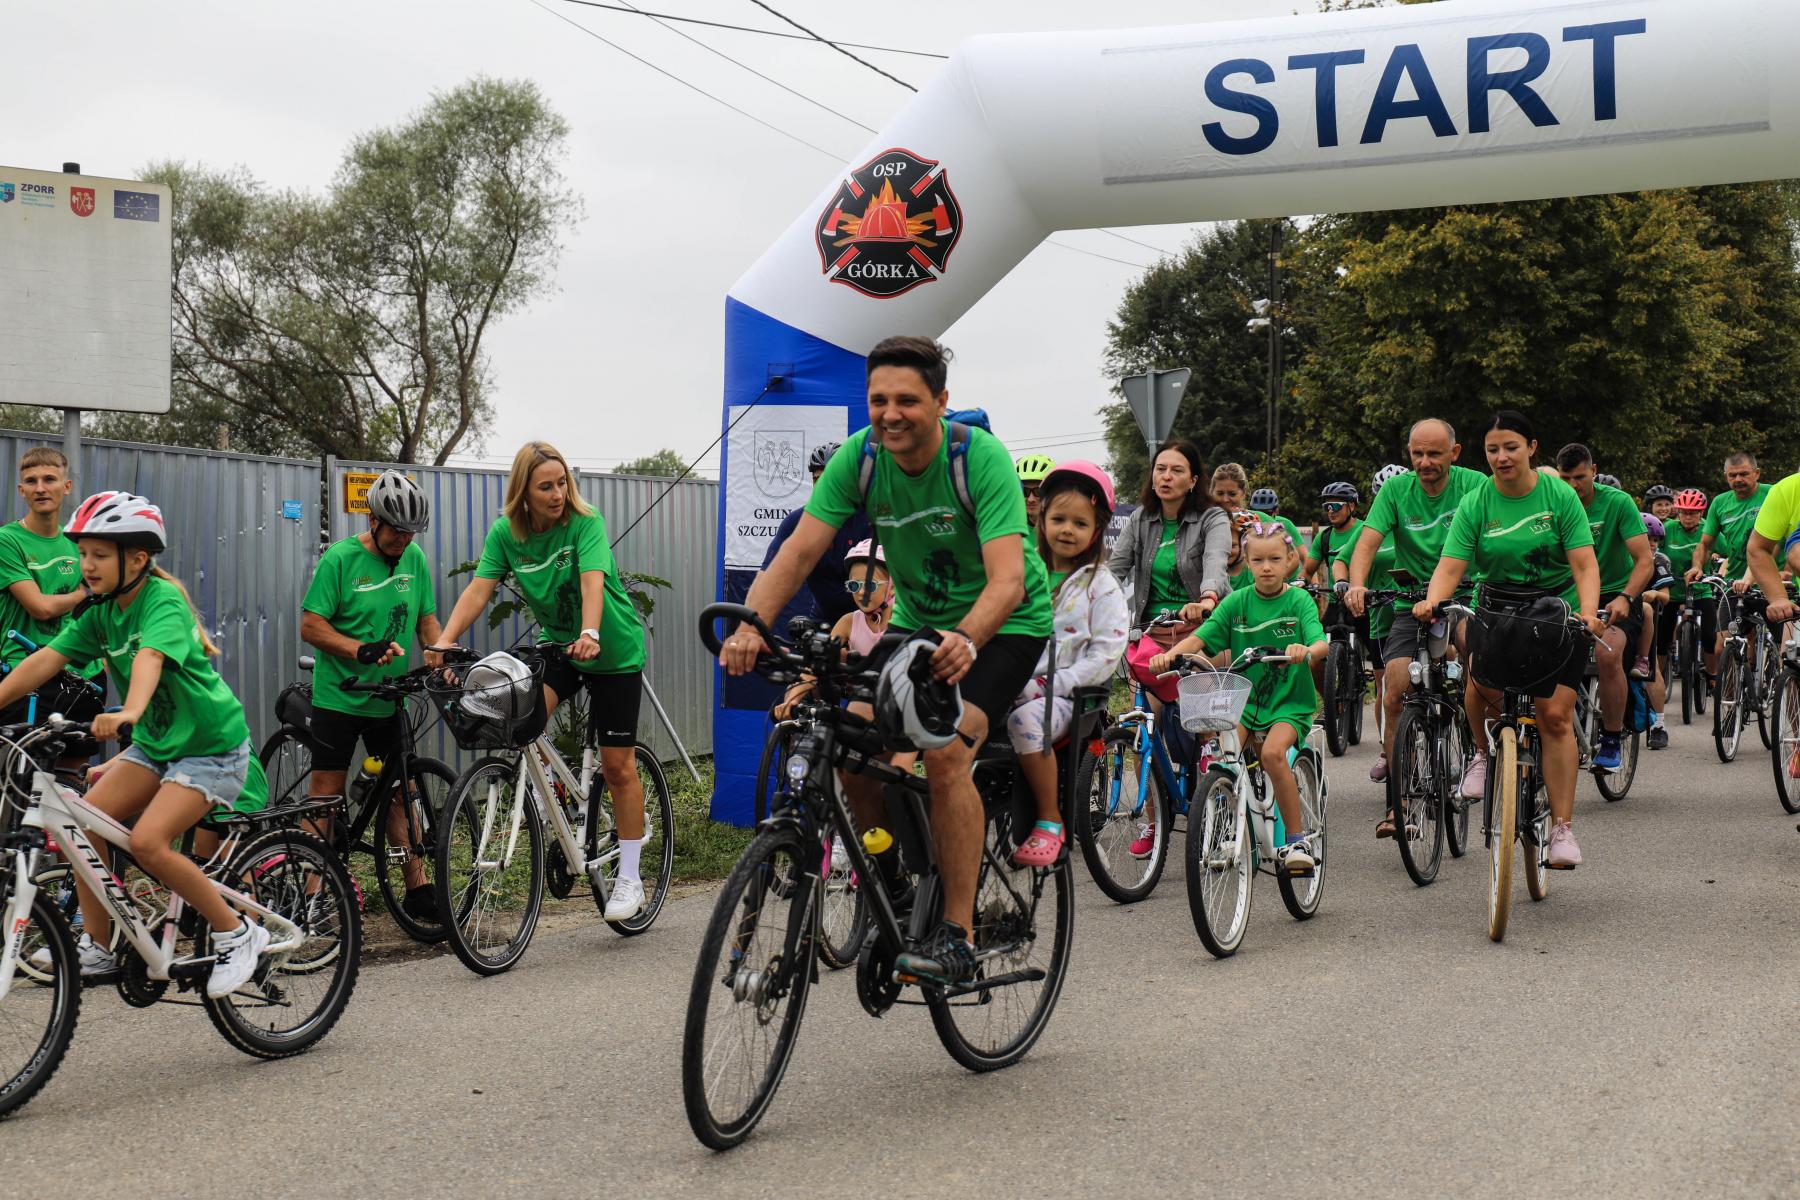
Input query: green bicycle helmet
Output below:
<box><xmin>1015</xmin><ymin>454</ymin><xmax>1054</xmax><ymax>484</ymax></box>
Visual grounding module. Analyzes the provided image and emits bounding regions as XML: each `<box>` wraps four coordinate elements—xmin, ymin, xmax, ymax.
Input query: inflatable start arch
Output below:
<box><xmin>711</xmin><ymin>0</ymin><xmax>1800</xmax><ymax>821</ymax></box>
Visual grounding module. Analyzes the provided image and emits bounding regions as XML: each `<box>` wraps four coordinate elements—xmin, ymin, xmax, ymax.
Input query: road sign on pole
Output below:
<box><xmin>1121</xmin><ymin>367</ymin><xmax>1191</xmax><ymax>453</ymax></box>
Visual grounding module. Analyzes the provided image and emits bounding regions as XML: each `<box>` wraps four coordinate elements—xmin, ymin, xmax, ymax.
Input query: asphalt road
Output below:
<box><xmin>7</xmin><ymin>713</ymin><xmax>1797</xmax><ymax>1199</ymax></box>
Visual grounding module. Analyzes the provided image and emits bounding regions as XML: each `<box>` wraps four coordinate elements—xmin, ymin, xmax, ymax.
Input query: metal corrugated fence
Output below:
<box><xmin>0</xmin><ymin>428</ymin><xmax>320</xmax><ymax>751</ymax></box>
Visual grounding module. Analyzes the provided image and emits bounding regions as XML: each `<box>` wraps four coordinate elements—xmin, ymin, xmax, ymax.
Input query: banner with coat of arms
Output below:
<box><xmin>722</xmin><ymin>403</ymin><xmax>849</xmax><ymax>569</ymax></box>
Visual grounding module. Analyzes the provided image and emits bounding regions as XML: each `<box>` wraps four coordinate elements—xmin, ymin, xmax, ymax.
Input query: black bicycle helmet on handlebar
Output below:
<box><xmin>874</xmin><ymin>633</ymin><xmax>963</xmax><ymax>751</ymax></box>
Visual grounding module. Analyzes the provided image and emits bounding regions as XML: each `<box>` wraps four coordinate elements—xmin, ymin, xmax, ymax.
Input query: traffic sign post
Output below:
<box><xmin>1121</xmin><ymin>367</ymin><xmax>1191</xmax><ymax>454</ymax></box>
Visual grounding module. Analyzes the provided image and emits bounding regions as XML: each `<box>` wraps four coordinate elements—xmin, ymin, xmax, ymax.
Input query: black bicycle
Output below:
<box><xmin>258</xmin><ymin>657</ymin><xmax>456</xmax><ymax>943</ymax></box>
<box><xmin>1672</xmin><ymin>584</ymin><xmax>1717</xmax><ymax>725</ymax></box>
<box><xmin>1714</xmin><ymin>588</ymin><xmax>1776</xmax><ymax>763</ymax></box>
<box><xmin>1306</xmin><ymin>586</ymin><xmax>1366</xmax><ymax>758</ymax></box>
<box><xmin>682</xmin><ymin>604</ymin><xmax>1087</xmax><ymax>1150</ymax></box>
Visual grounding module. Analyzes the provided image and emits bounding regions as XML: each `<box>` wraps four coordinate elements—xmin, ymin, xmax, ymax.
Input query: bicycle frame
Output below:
<box><xmin>1110</xmin><ymin>678</ymin><xmax>1195</xmax><ymax>822</ymax></box>
<box><xmin>1</xmin><ymin>775</ymin><xmax>302</xmax><ymax>1002</ymax></box>
<box><xmin>464</xmin><ymin>734</ymin><xmax>602</xmax><ymax>880</ymax></box>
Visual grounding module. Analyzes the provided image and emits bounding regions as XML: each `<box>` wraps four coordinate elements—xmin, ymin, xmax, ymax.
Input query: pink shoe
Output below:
<box><xmin>1369</xmin><ymin>753</ymin><xmax>1387</xmax><ymax>782</ymax></box>
<box><xmin>1011</xmin><ymin>826</ymin><xmax>1064</xmax><ymax>869</ymax></box>
<box><xmin>1129</xmin><ymin>823</ymin><xmax>1156</xmax><ymax>859</ymax></box>
<box><xmin>1547</xmin><ymin>821</ymin><xmax>1582</xmax><ymax>869</ymax></box>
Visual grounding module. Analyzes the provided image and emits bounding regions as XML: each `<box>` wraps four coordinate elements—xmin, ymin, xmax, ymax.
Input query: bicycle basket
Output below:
<box><xmin>1177</xmin><ymin>671</ymin><xmax>1253</xmax><ymax>733</ymax></box>
<box><xmin>427</xmin><ymin>653</ymin><xmax>547</xmax><ymax>751</ymax></box>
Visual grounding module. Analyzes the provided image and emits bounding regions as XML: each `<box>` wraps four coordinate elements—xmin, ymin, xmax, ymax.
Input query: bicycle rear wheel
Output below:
<box><xmin>1444</xmin><ymin>717</ymin><xmax>1475</xmax><ymax>859</ymax></box>
<box><xmin>206</xmin><ymin>828</ymin><xmax>362</xmax><ymax>1059</ymax></box>
<box><xmin>257</xmin><ymin>726</ymin><xmax>316</xmax><ymax>808</ymax></box>
<box><xmin>1277</xmin><ymin>752</ymin><xmax>1327</xmax><ymax>919</ymax></box>
<box><xmin>1714</xmin><ymin>645</ymin><xmax>1744</xmax><ymax>763</ymax></box>
<box><xmin>373</xmin><ymin>758</ymin><xmax>454</xmax><ymax>943</ymax></box>
<box><xmin>1347</xmin><ymin>647</ymin><xmax>1366</xmax><ymax>746</ymax></box>
<box><xmin>1322</xmin><ymin>641</ymin><xmax>1349</xmax><ymax>757</ymax></box>
<box><xmin>928</xmin><ymin>801</ymin><xmax>1074</xmax><ymax>1072</ymax></box>
<box><xmin>1390</xmin><ymin>706</ymin><xmax>1443</xmax><ymax>887</ymax></box>
<box><xmin>816</xmin><ymin>832</ymin><xmax>868</xmax><ymax>971</ymax></box>
<box><xmin>437</xmin><ymin>757</ymin><xmax>544</xmax><ymax>976</ymax></box>
<box><xmin>0</xmin><ymin>887</ymin><xmax>80</xmax><ymax>1119</ymax></box>
<box><xmin>1771</xmin><ymin>669</ymin><xmax>1800</xmax><ymax>814</ymax></box>
<box><xmin>1073</xmin><ymin>724</ymin><xmax>1168</xmax><ymax>903</ymax></box>
<box><xmin>1186</xmin><ymin>772</ymin><xmax>1252</xmax><ymax>957</ymax></box>
<box><xmin>1486</xmin><ymin>726</ymin><xmax>1518</xmax><ymax>943</ymax></box>
<box><xmin>1520</xmin><ymin>726</ymin><xmax>1550</xmax><ymax>903</ymax></box>
<box><xmin>1756</xmin><ymin>629</ymin><xmax>1778</xmax><ymax>750</ymax></box>
<box><xmin>587</xmin><ymin>745</ymin><xmax>675</xmax><ymax>936</ymax></box>
<box><xmin>1595</xmin><ymin>728</ymin><xmax>1639</xmax><ymax>802</ymax></box>
<box><xmin>1678</xmin><ymin>623</ymin><xmax>1697</xmax><ymax>725</ymax></box>
<box><xmin>681</xmin><ymin>827</ymin><xmax>817</xmax><ymax>1150</ymax></box>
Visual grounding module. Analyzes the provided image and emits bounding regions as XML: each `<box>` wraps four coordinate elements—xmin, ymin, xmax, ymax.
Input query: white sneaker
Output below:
<box><xmin>206</xmin><ymin>920</ymin><xmax>271</xmax><ymax>999</ymax></box>
<box><xmin>603</xmin><ymin>877</ymin><xmax>645</xmax><ymax>922</ymax></box>
<box><xmin>30</xmin><ymin>932</ymin><xmax>116</xmax><ymax>977</ymax></box>
<box><xmin>829</xmin><ymin>837</ymin><xmax>849</xmax><ymax>874</ymax></box>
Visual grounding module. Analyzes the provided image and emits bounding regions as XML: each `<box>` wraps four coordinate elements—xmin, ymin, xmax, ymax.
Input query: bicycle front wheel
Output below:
<box><xmin>815</xmin><ymin>832</ymin><xmax>868</xmax><ymax>970</ymax></box>
<box><xmin>587</xmin><ymin>745</ymin><xmax>675</xmax><ymax>936</ymax></box>
<box><xmin>681</xmin><ymin>828</ymin><xmax>817</xmax><ymax>1150</ymax></box>
<box><xmin>1277</xmin><ymin>752</ymin><xmax>1327</xmax><ymax>919</ymax></box>
<box><xmin>373</xmin><ymin>758</ymin><xmax>455</xmax><ymax>943</ymax></box>
<box><xmin>1444</xmin><ymin>716</ymin><xmax>1475</xmax><ymax>859</ymax></box>
<box><xmin>1322</xmin><ymin>641</ymin><xmax>1349</xmax><ymax>757</ymax></box>
<box><xmin>1486</xmin><ymin>726</ymin><xmax>1518</xmax><ymax>943</ymax></box>
<box><xmin>206</xmin><ymin>828</ymin><xmax>362</xmax><ymax>1059</ymax></box>
<box><xmin>1595</xmin><ymin>728</ymin><xmax>1639</xmax><ymax>802</ymax></box>
<box><xmin>1390</xmin><ymin>707</ymin><xmax>1443</xmax><ymax>886</ymax></box>
<box><xmin>1186</xmin><ymin>772</ymin><xmax>1252</xmax><ymax>957</ymax></box>
<box><xmin>257</xmin><ymin>726</ymin><xmax>317</xmax><ymax>808</ymax></box>
<box><xmin>1678</xmin><ymin>623</ymin><xmax>1697</xmax><ymax>725</ymax></box>
<box><xmin>437</xmin><ymin>757</ymin><xmax>544</xmax><ymax>976</ymax></box>
<box><xmin>1714</xmin><ymin>645</ymin><xmax>1745</xmax><ymax>763</ymax></box>
<box><xmin>1756</xmin><ymin>630</ymin><xmax>1778</xmax><ymax>750</ymax></box>
<box><xmin>1771</xmin><ymin>669</ymin><xmax>1800</xmax><ymax>814</ymax></box>
<box><xmin>1074</xmin><ymin>724</ymin><xmax>1168</xmax><ymax>903</ymax></box>
<box><xmin>1520</xmin><ymin>725</ymin><xmax>1550</xmax><ymax>903</ymax></box>
<box><xmin>0</xmin><ymin>887</ymin><xmax>80</xmax><ymax>1119</ymax></box>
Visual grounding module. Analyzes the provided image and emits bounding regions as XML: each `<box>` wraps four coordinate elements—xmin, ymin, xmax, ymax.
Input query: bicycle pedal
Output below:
<box><xmin>168</xmin><ymin>955</ymin><xmax>215</xmax><ymax>982</ymax></box>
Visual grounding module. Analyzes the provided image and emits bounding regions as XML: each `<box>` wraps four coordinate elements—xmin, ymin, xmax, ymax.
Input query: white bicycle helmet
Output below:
<box><xmin>874</xmin><ymin>635</ymin><xmax>964</xmax><ymax>751</ymax></box>
<box><xmin>1372</xmin><ymin>464</ymin><xmax>1409</xmax><ymax>496</ymax></box>
<box><xmin>460</xmin><ymin>651</ymin><xmax>535</xmax><ymax>721</ymax></box>
<box><xmin>366</xmin><ymin>469</ymin><xmax>430</xmax><ymax>533</ymax></box>
<box><xmin>66</xmin><ymin>491</ymin><xmax>166</xmax><ymax>552</ymax></box>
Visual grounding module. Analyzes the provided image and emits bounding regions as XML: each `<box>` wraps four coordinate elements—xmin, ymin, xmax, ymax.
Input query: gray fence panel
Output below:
<box><xmin>0</xmin><ymin>428</ymin><xmax>319</xmax><ymax>751</ymax></box>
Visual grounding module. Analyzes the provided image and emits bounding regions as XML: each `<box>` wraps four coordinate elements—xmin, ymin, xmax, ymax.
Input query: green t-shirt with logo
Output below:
<box><xmin>1661</xmin><ymin>519</ymin><xmax>1709</xmax><ymax>601</ymax></box>
<box><xmin>0</xmin><ymin>522</ymin><xmax>98</xmax><ymax>677</ymax></box>
<box><xmin>302</xmin><ymin>537</ymin><xmax>438</xmax><ymax>718</ymax></box>
<box><xmin>1148</xmin><ymin>518</ymin><xmax>1187</xmax><ymax>616</ymax></box>
<box><xmin>1334</xmin><ymin>525</ymin><xmax>1397</xmax><ymax>639</ymax></box>
<box><xmin>1310</xmin><ymin>518</ymin><xmax>1362</xmax><ymax>574</ymax></box>
<box><xmin>806</xmin><ymin>423</ymin><xmax>1052</xmax><ymax>638</ymax></box>
<box><xmin>1580</xmin><ymin>483</ymin><xmax>1648</xmax><ymax>596</ymax></box>
<box><xmin>1441</xmin><ymin>472</ymin><xmax>1593</xmax><ymax>607</ymax></box>
<box><xmin>475</xmin><ymin>511</ymin><xmax>646</xmax><ymax>675</ymax></box>
<box><xmin>1229</xmin><ymin>513</ymin><xmax>1305</xmax><ymax>591</ymax></box>
<box><xmin>1362</xmin><ymin>465</ymin><xmax>1487</xmax><ymax>593</ymax></box>
<box><xmin>1195</xmin><ymin>584</ymin><xmax>1326</xmax><ymax>736</ymax></box>
<box><xmin>50</xmin><ymin>575</ymin><xmax>267</xmax><ymax>811</ymax></box>
<box><xmin>1702</xmin><ymin>482</ymin><xmax>1772</xmax><ymax>579</ymax></box>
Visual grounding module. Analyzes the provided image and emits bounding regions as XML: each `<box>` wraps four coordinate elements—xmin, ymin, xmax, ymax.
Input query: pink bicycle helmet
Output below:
<box><xmin>844</xmin><ymin>538</ymin><xmax>885</xmax><ymax>566</ymax></box>
<box><xmin>1039</xmin><ymin>460</ymin><xmax>1116</xmax><ymax>513</ymax></box>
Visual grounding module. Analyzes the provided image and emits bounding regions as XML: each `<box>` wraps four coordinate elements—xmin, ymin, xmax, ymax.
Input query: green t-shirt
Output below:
<box><xmin>1661</xmin><ymin>519</ymin><xmax>1709</xmax><ymax>601</ymax></box>
<box><xmin>1702</xmin><ymin>482</ymin><xmax>1773</xmax><ymax>579</ymax></box>
<box><xmin>475</xmin><ymin>511</ymin><xmax>646</xmax><ymax>675</ymax></box>
<box><xmin>1362</xmin><ymin>465</ymin><xmax>1487</xmax><ymax>589</ymax></box>
<box><xmin>1309</xmin><ymin>518</ymin><xmax>1362</xmax><ymax>576</ymax></box>
<box><xmin>806</xmin><ymin>423</ymin><xmax>1052</xmax><ymax>638</ymax></box>
<box><xmin>1334</xmin><ymin>525</ymin><xmax>1397</xmax><ymax>639</ymax></box>
<box><xmin>1148</xmin><ymin>518</ymin><xmax>1187</xmax><ymax>616</ymax></box>
<box><xmin>1750</xmin><ymin>471</ymin><xmax>1800</xmax><ymax>569</ymax></box>
<box><xmin>1195</xmin><ymin>584</ymin><xmax>1326</xmax><ymax>736</ymax></box>
<box><xmin>1047</xmin><ymin>569</ymin><xmax>1069</xmax><ymax>597</ymax></box>
<box><xmin>1579</xmin><ymin>483</ymin><xmax>1648</xmax><ymax>596</ymax></box>
<box><xmin>50</xmin><ymin>576</ymin><xmax>265</xmax><ymax>808</ymax></box>
<box><xmin>0</xmin><ymin>521</ymin><xmax>97</xmax><ymax>676</ymax></box>
<box><xmin>302</xmin><ymin>537</ymin><xmax>438</xmax><ymax>718</ymax></box>
<box><xmin>1441</xmin><ymin>472</ymin><xmax>1593</xmax><ymax>607</ymax></box>
<box><xmin>1230</xmin><ymin>513</ymin><xmax>1304</xmax><ymax>591</ymax></box>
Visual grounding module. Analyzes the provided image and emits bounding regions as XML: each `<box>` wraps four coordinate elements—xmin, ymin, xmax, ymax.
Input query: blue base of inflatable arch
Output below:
<box><xmin>710</xmin><ymin>298</ymin><xmax>865</xmax><ymax>826</ymax></box>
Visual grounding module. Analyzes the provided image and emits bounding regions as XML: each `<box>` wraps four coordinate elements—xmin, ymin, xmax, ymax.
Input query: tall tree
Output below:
<box><xmin>611</xmin><ymin>449</ymin><xmax>688</xmax><ymax>478</ymax></box>
<box><xmin>94</xmin><ymin>78</ymin><xmax>579</xmax><ymax>463</ymax></box>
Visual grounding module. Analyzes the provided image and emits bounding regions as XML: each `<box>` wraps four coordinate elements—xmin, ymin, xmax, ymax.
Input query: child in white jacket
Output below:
<box><xmin>1007</xmin><ymin>462</ymin><xmax>1129</xmax><ymax>867</ymax></box>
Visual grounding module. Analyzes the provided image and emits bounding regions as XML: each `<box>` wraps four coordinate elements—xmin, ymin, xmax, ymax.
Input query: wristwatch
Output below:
<box><xmin>580</xmin><ymin>628</ymin><xmax>600</xmax><ymax>641</ymax></box>
<box><xmin>950</xmin><ymin>626</ymin><xmax>979</xmax><ymax>657</ymax></box>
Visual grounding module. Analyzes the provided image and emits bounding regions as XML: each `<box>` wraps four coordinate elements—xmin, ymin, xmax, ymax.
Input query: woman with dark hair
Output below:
<box><xmin>1419</xmin><ymin>409</ymin><xmax>1604</xmax><ymax>872</ymax></box>
<box><xmin>1110</xmin><ymin>438</ymin><xmax>1232</xmax><ymax>635</ymax></box>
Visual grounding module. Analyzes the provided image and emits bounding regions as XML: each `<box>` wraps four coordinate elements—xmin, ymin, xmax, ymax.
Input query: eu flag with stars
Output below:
<box><xmin>113</xmin><ymin>190</ymin><xmax>159</xmax><ymax>222</ymax></box>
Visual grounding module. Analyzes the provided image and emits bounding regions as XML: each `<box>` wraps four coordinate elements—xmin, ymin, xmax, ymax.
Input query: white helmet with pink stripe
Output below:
<box><xmin>844</xmin><ymin>538</ymin><xmax>885</xmax><ymax>567</ymax></box>
<box><xmin>66</xmin><ymin>491</ymin><xmax>167</xmax><ymax>553</ymax></box>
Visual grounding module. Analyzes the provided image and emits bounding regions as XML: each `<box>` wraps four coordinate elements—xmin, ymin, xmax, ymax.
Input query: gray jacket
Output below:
<box><xmin>1108</xmin><ymin>504</ymin><xmax>1232</xmax><ymax>624</ymax></box>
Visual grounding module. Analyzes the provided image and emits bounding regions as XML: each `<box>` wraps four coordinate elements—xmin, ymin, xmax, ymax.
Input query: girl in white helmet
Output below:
<box><xmin>774</xmin><ymin>537</ymin><xmax>894</xmax><ymax>720</ymax></box>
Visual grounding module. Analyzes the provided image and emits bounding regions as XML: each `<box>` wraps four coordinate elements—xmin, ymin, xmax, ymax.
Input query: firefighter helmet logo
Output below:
<box><xmin>815</xmin><ymin>148</ymin><xmax>962</xmax><ymax>300</ymax></box>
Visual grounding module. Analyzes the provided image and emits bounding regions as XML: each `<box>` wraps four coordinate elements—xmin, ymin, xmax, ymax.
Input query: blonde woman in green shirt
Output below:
<box><xmin>434</xmin><ymin>441</ymin><xmax>653</xmax><ymax>921</ymax></box>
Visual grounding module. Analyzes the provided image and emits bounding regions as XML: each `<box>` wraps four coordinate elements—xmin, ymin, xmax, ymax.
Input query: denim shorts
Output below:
<box><xmin>118</xmin><ymin>739</ymin><xmax>262</xmax><ymax>816</ymax></box>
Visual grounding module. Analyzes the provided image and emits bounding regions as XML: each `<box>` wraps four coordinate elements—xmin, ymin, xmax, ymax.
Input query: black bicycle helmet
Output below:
<box><xmin>1642</xmin><ymin>483</ymin><xmax>1675</xmax><ymax>504</ymax></box>
<box><xmin>809</xmin><ymin>442</ymin><xmax>841</xmax><ymax>473</ymax></box>
<box><xmin>1319</xmin><ymin>481</ymin><xmax>1360</xmax><ymax>506</ymax></box>
<box><xmin>1595</xmin><ymin>473</ymin><xmax>1622</xmax><ymax>490</ymax></box>
<box><xmin>1249</xmin><ymin>487</ymin><xmax>1279</xmax><ymax>513</ymax></box>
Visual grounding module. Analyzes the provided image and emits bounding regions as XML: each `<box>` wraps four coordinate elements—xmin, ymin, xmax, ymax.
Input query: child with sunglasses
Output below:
<box><xmin>773</xmin><ymin>539</ymin><xmax>894</xmax><ymax>719</ymax></box>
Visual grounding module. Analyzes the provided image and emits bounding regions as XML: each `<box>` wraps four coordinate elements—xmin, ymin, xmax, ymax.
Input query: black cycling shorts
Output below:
<box><xmin>309</xmin><ymin>705</ymin><xmax>405</xmax><ymax>774</ymax></box>
<box><xmin>541</xmin><ymin>657</ymin><xmax>643</xmax><ymax>748</ymax></box>
<box><xmin>1599</xmin><ymin>592</ymin><xmax>1643</xmax><ymax>646</ymax></box>
<box><xmin>890</xmin><ymin>628</ymin><xmax>1045</xmax><ymax>735</ymax></box>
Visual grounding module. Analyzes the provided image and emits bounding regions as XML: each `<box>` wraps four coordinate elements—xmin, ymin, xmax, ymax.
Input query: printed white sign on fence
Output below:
<box><xmin>723</xmin><ymin>404</ymin><xmax>847</xmax><ymax>568</ymax></box>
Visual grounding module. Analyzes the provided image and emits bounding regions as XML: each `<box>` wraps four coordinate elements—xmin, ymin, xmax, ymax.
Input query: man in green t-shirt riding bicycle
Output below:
<box><xmin>720</xmin><ymin>336</ymin><xmax>1053</xmax><ymax>987</ymax></box>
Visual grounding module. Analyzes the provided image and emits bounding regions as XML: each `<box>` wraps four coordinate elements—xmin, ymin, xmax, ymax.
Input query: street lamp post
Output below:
<box><xmin>1246</xmin><ymin>221</ymin><xmax>1285</xmax><ymax>472</ymax></box>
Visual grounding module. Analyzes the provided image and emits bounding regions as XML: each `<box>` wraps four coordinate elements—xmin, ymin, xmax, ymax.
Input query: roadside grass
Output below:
<box><xmin>670</xmin><ymin>756</ymin><xmax>753</xmax><ymax>881</ymax></box>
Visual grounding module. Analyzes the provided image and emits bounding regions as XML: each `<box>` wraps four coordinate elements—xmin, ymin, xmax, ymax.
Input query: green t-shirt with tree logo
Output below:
<box><xmin>476</xmin><ymin>511</ymin><xmax>646</xmax><ymax>675</ymax></box>
<box><xmin>1661</xmin><ymin>519</ymin><xmax>1708</xmax><ymax>601</ymax></box>
<box><xmin>302</xmin><ymin>537</ymin><xmax>437</xmax><ymax>718</ymax></box>
<box><xmin>0</xmin><ymin>522</ymin><xmax>100</xmax><ymax>677</ymax></box>
<box><xmin>1362</xmin><ymin>465</ymin><xmax>1486</xmax><ymax>602</ymax></box>
<box><xmin>1702</xmin><ymin>482</ymin><xmax>1773</xmax><ymax>578</ymax></box>
<box><xmin>1441</xmin><ymin>472</ymin><xmax>1593</xmax><ymax>607</ymax></box>
<box><xmin>806</xmin><ymin>423</ymin><xmax>1052</xmax><ymax>638</ymax></box>
<box><xmin>1580</xmin><ymin>483</ymin><xmax>1648</xmax><ymax>596</ymax></box>
<box><xmin>1194</xmin><ymin>584</ymin><xmax>1326</xmax><ymax>737</ymax></box>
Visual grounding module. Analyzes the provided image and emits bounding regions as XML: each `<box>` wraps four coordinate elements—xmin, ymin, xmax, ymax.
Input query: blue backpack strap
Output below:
<box><xmin>946</xmin><ymin>421</ymin><xmax>976</xmax><ymax>520</ymax></box>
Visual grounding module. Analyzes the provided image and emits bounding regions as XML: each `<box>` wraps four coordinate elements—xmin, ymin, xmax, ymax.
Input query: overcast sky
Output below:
<box><xmin>5</xmin><ymin>0</ymin><xmax>1300</xmax><ymax>473</ymax></box>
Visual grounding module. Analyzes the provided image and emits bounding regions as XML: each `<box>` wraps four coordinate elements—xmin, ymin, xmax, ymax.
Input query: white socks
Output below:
<box><xmin>618</xmin><ymin>836</ymin><xmax>645</xmax><ymax>882</ymax></box>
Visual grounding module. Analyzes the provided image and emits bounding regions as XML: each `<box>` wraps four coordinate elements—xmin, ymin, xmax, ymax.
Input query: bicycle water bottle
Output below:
<box><xmin>349</xmin><ymin>756</ymin><xmax>382</xmax><ymax>807</ymax></box>
<box><xmin>862</xmin><ymin>827</ymin><xmax>908</xmax><ymax>896</ymax></box>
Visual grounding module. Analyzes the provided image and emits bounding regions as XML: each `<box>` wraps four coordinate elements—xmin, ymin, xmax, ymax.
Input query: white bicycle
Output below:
<box><xmin>0</xmin><ymin>716</ymin><xmax>362</xmax><ymax>1119</ymax></box>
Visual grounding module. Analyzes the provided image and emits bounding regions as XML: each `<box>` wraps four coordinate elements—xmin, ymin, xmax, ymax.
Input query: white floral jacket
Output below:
<box><xmin>1022</xmin><ymin>563</ymin><xmax>1130</xmax><ymax>699</ymax></box>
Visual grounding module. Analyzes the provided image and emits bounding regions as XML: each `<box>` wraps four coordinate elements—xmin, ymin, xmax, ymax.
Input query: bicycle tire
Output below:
<box><xmin>1347</xmin><ymin>650</ymin><xmax>1365</xmax><ymax>746</ymax></box>
<box><xmin>1520</xmin><ymin>725</ymin><xmax>1550</xmax><ymax>903</ymax></box>
<box><xmin>680</xmin><ymin>826</ymin><xmax>817</xmax><ymax>1150</ymax></box>
<box><xmin>815</xmin><ymin>834</ymin><xmax>869</xmax><ymax>971</ymax></box>
<box><xmin>1771</xmin><ymin>669</ymin><xmax>1800</xmax><ymax>814</ymax></box>
<box><xmin>1322</xmin><ymin>641</ymin><xmax>1348</xmax><ymax>757</ymax></box>
<box><xmin>1756</xmin><ymin>627</ymin><xmax>1778</xmax><ymax>751</ymax></box>
<box><xmin>205</xmin><ymin>828</ymin><xmax>362</xmax><ymax>1059</ymax></box>
<box><xmin>1486</xmin><ymin>725</ymin><xmax>1518</xmax><ymax>943</ymax></box>
<box><xmin>752</xmin><ymin>724</ymin><xmax>796</xmax><ymax>825</ymax></box>
<box><xmin>1595</xmin><ymin>727</ymin><xmax>1639</xmax><ymax>802</ymax></box>
<box><xmin>928</xmin><ymin>803</ymin><xmax>1074</xmax><ymax>1071</ymax></box>
<box><xmin>589</xmin><ymin>745</ymin><xmax>675</xmax><ymax>936</ymax></box>
<box><xmin>1678</xmin><ymin>622</ymin><xmax>1697</xmax><ymax>725</ymax></box>
<box><xmin>1186</xmin><ymin>771</ymin><xmax>1252</xmax><ymax>957</ymax></box>
<box><xmin>1714</xmin><ymin>645</ymin><xmax>1744</xmax><ymax>763</ymax></box>
<box><xmin>437</xmin><ymin>756</ymin><xmax>544</xmax><ymax>976</ymax></box>
<box><xmin>0</xmin><ymin>889</ymin><xmax>80</xmax><ymax>1119</ymax></box>
<box><xmin>1390</xmin><ymin>706</ymin><xmax>1443</xmax><ymax>887</ymax></box>
<box><xmin>1444</xmin><ymin>717</ymin><xmax>1475</xmax><ymax>859</ymax></box>
<box><xmin>257</xmin><ymin>726</ymin><xmax>317</xmax><ymax>809</ymax></box>
<box><xmin>1277</xmin><ymin>751</ymin><xmax>1327</xmax><ymax>919</ymax></box>
<box><xmin>1073</xmin><ymin>724</ymin><xmax>1168</xmax><ymax>904</ymax></box>
<box><xmin>372</xmin><ymin>757</ymin><xmax>455</xmax><ymax>943</ymax></box>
